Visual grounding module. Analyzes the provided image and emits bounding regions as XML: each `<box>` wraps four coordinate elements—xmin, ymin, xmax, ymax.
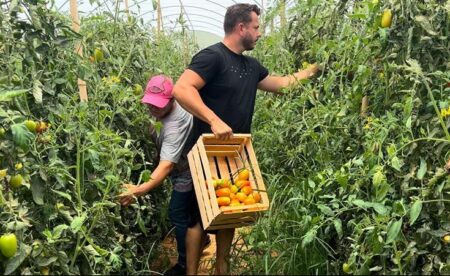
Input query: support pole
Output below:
<box><xmin>70</xmin><ymin>0</ymin><xmax>88</xmax><ymax>102</ymax></box>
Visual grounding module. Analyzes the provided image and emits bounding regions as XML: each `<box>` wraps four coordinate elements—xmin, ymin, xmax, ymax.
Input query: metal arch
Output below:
<box><xmin>205</xmin><ymin>0</ymin><xmax>227</xmax><ymax>10</ymax></box>
<box><xmin>163</xmin><ymin>25</ymin><xmax>223</xmax><ymax>37</ymax></box>
<box><xmin>157</xmin><ymin>13</ymin><xmax>224</xmax><ymax>25</ymax></box>
<box><xmin>139</xmin><ymin>5</ymin><xmax>225</xmax><ymax>18</ymax></box>
<box><xmin>159</xmin><ymin>18</ymin><xmax>223</xmax><ymax>30</ymax></box>
<box><xmin>161</xmin><ymin>22</ymin><xmax>223</xmax><ymax>35</ymax></box>
<box><xmin>165</xmin><ymin>25</ymin><xmax>223</xmax><ymax>38</ymax></box>
<box><xmin>198</xmin><ymin>0</ymin><xmax>264</xmax><ymax>11</ymax></box>
<box><xmin>163</xmin><ymin>21</ymin><xmax>222</xmax><ymax>32</ymax></box>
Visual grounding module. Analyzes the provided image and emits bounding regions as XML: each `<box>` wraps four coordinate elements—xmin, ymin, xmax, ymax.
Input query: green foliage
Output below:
<box><xmin>242</xmin><ymin>0</ymin><xmax>450</xmax><ymax>274</ymax></box>
<box><xmin>0</xmin><ymin>0</ymin><xmax>193</xmax><ymax>274</ymax></box>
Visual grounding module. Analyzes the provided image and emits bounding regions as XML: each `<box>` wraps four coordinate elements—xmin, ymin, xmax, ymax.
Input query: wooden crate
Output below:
<box><xmin>187</xmin><ymin>134</ymin><xmax>269</xmax><ymax>231</ymax></box>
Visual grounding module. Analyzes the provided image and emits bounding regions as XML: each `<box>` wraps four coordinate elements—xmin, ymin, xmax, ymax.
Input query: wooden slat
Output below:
<box><xmin>188</xmin><ymin>149</ymin><xmax>211</xmax><ymax>229</ymax></box>
<box><xmin>213</xmin><ymin>212</ymin><xmax>257</xmax><ymax>223</ymax></box>
<box><xmin>203</xmin><ymin>133</ymin><xmax>251</xmax><ymax>139</ymax></box>
<box><xmin>197</xmin><ymin>137</ymin><xmax>220</xmax><ymax>218</ymax></box>
<box><xmin>244</xmin><ymin>139</ymin><xmax>269</xmax><ymax>206</ymax></box>
<box><xmin>208</xmin><ymin>156</ymin><xmax>218</xmax><ymax>179</ymax></box>
<box><xmin>220</xmin><ymin>203</ymin><xmax>268</xmax><ymax>212</ymax></box>
<box><xmin>217</xmin><ymin>156</ymin><xmax>232</xmax><ymax>181</ymax></box>
<box><xmin>206</xmin><ymin>151</ymin><xmax>239</xmax><ymax>158</ymax></box>
<box><xmin>205</xmin><ymin>145</ymin><xmax>241</xmax><ymax>151</ymax></box>
<box><xmin>202</xmin><ymin>134</ymin><xmax>250</xmax><ymax>145</ymax></box>
<box><xmin>212</xmin><ymin>216</ymin><xmax>256</xmax><ymax>226</ymax></box>
<box><xmin>207</xmin><ymin>221</ymin><xmax>255</xmax><ymax>231</ymax></box>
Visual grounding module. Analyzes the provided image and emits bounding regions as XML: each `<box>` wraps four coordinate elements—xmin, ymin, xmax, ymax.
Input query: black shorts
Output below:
<box><xmin>187</xmin><ymin>191</ymin><xmax>218</xmax><ymax>234</ymax></box>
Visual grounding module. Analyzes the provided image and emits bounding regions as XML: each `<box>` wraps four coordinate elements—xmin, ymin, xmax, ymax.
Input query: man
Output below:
<box><xmin>172</xmin><ymin>3</ymin><xmax>320</xmax><ymax>275</ymax></box>
<box><xmin>119</xmin><ymin>75</ymin><xmax>209</xmax><ymax>276</ymax></box>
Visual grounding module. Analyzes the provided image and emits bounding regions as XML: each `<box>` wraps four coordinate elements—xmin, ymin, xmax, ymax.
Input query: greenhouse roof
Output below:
<box><xmin>55</xmin><ymin>0</ymin><xmax>286</xmax><ymax>38</ymax></box>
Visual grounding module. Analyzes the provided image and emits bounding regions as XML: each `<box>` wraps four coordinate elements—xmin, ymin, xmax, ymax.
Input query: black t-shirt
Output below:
<box><xmin>187</xmin><ymin>42</ymin><xmax>269</xmax><ymax>147</ymax></box>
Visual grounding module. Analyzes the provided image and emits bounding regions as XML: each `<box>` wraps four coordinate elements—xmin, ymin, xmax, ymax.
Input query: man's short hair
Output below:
<box><xmin>224</xmin><ymin>4</ymin><xmax>260</xmax><ymax>34</ymax></box>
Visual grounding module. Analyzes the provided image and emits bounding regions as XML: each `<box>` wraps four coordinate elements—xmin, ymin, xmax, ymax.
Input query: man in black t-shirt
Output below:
<box><xmin>173</xmin><ymin>3</ymin><xmax>320</xmax><ymax>275</ymax></box>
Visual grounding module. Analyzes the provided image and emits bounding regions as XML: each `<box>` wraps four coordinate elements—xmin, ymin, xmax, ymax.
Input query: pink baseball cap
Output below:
<box><xmin>141</xmin><ymin>74</ymin><xmax>174</xmax><ymax>108</ymax></box>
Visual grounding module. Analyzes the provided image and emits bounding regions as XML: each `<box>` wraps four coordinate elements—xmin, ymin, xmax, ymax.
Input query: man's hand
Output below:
<box><xmin>210</xmin><ymin>118</ymin><xmax>233</xmax><ymax>140</ymax></box>
<box><xmin>305</xmin><ymin>63</ymin><xmax>321</xmax><ymax>77</ymax></box>
<box><xmin>118</xmin><ymin>183</ymin><xmax>143</xmax><ymax>206</ymax></box>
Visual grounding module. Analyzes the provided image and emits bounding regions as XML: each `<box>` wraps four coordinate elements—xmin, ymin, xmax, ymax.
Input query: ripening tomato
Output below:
<box><xmin>342</xmin><ymin>263</ymin><xmax>351</xmax><ymax>274</ymax></box>
<box><xmin>241</xmin><ymin>186</ymin><xmax>253</xmax><ymax>196</ymax></box>
<box><xmin>134</xmin><ymin>84</ymin><xmax>143</xmax><ymax>95</ymax></box>
<box><xmin>15</xmin><ymin>163</ymin><xmax>23</xmax><ymax>170</ymax></box>
<box><xmin>24</xmin><ymin>120</ymin><xmax>37</xmax><ymax>132</ymax></box>
<box><xmin>216</xmin><ymin>188</ymin><xmax>231</xmax><ymax>198</ymax></box>
<box><xmin>230</xmin><ymin>199</ymin><xmax>241</xmax><ymax>206</ymax></box>
<box><xmin>235</xmin><ymin>180</ymin><xmax>250</xmax><ymax>189</ymax></box>
<box><xmin>217</xmin><ymin>197</ymin><xmax>231</xmax><ymax>206</ymax></box>
<box><xmin>94</xmin><ymin>48</ymin><xmax>104</xmax><ymax>62</ymax></box>
<box><xmin>35</xmin><ymin>121</ymin><xmax>48</xmax><ymax>133</ymax></box>
<box><xmin>443</xmin><ymin>235</ymin><xmax>450</xmax><ymax>244</ymax></box>
<box><xmin>236</xmin><ymin>192</ymin><xmax>247</xmax><ymax>203</ymax></box>
<box><xmin>252</xmin><ymin>191</ymin><xmax>261</xmax><ymax>203</ymax></box>
<box><xmin>238</xmin><ymin>169</ymin><xmax>250</xmax><ymax>181</ymax></box>
<box><xmin>230</xmin><ymin>185</ymin><xmax>239</xmax><ymax>194</ymax></box>
<box><xmin>0</xmin><ymin>169</ymin><xmax>7</xmax><ymax>179</ymax></box>
<box><xmin>243</xmin><ymin>195</ymin><xmax>256</xmax><ymax>205</ymax></box>
<box><xmin>219</xmin><ymin>179</ymin><xmax>231</xmax><ymax>188</ymax></box>
<box><xmin>381</xmin><ymin>9</ymin><xmax>392</xmax><ymax>28</ymax></box>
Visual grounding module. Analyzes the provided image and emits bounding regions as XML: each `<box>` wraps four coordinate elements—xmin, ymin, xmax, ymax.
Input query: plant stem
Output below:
<box><xmin>422</xmin><ymin>77</ymin><xmax>450</xmax><ymax>141</ymax></box>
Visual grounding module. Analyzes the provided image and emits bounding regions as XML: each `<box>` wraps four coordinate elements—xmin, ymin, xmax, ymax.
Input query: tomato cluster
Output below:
<box><xmin>211</xmin><ymin>169</ymin><xmax>262</xmax><ymax>208</ymax></box>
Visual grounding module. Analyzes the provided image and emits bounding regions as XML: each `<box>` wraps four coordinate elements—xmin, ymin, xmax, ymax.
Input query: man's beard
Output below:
<box><xmin>242</xmin><ymin>34</ymin><xmax>256</xmax><ymax>51</ymax></box>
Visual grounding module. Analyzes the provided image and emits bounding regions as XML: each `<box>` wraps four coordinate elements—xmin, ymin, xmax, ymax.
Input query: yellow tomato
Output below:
<box><xmin>443</xmin><ymin>235</ymin><xmax>450</xmax><ymax>244</ymax></box>
<box><xmin>15</xmin><ymin>163</ymin><xmax>23</xmax><ymax>170</ymax></box>
<box><xmin>238</xmin><ymin>169</ymin><xmax>250</xmax><ymax>181</ymax></box>
<box><xmin>217</xmin><ymin>197</ymin><xmax>231</xmax><ymax>206</ymax></box>
<box><xmin>381</xmin><ymin>9</ymin><xmax>392</xmax><ymax>28</ymax></box>
<box><xmin>94</xmin><ymin>48</ymin><xmax>104</xmax><ymax>62</ymax></box>
<box><xmin>342</xmin><ymin>263</ymin><xmax>351</xmax><ymax>274</ymax></box>
<box><xmin>0</xmin><ymin>169</ymin><xmax>7</xmax><ymax>179</ymax></box>
<box><xmin>230</xmin><ymin>185</ymin><xmax>239</xmax><ymax>194</ymax></box>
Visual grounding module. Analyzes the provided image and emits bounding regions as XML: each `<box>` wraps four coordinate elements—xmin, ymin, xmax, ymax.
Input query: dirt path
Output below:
<box><xmin>150</xmin><ymin>228</ymin><xmax>250</xmax><ymax>275</ymax></box>
<box><xmin>150</xmin><ymin>229</ymin><xmax>217</xmax><ymax>275</ymax></box>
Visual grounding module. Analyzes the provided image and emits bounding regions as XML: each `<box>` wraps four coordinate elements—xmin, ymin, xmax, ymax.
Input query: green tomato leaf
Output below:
<box><xmin>302</xmin><ymin>227</ymin><xmax>317</xmax><ymax>248</ymax></box>
<box><xmin>409</xmin><ymin>200</ymin><xmax>422</xmax><ymax>225</ymax></box>
<box><xmin>4</xmin><ymin>244</ymin><xmax>31</xmax><ymax>275</ymax></box>
<box><xmin>317</xmin><ymin>204</ymin><xmax>334</xmax><ymax>216</ymax></box>
<box><xmin>0</xmin><ymin>89</ymin><xmax>28</xmax><ymax>102</ymax></box>
<box><xmin>372</xmin><ymin>169</ymin><xmax>385</xmax><ymax>187</ymax></box>
<box><xmin>70</xmin><ymin>214</ymin><xmax>86</xmax><ymax>233</ymax></box>
<box><xmin>11</xmin><ymin>123</ymin><xmax>34</xmax><ymax>151</ymax></box>
<box><xmin>390</xmin><ymin>156</ymin><xmax>403</xmax><ymax>171</ymax></box>
<box><xmin>417</xmin><ymin>158</ymin><xmax>427</xmax><ymax>180</ymax></box>
<box><xmin>333</xmin><ymin>219</ymin><xmax>343</xmax><ymax>239</ymax></box>
<box><xmin>386</xmin><ymin>218</ymin><xmax>402</xmax><ymax>244</ymax></box>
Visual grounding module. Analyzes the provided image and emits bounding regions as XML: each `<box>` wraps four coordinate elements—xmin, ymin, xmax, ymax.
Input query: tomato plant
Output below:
<box><xmin>0</xmin><ymin>0</ymin><xmax>195</xmax><ymax>274</ymax></box>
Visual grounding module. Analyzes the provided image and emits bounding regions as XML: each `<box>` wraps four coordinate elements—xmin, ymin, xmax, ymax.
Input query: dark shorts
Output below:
<box><xmin>187</xmin><ymin>191</ymin><xmax>218</xmax><ymax>234</ymax></box>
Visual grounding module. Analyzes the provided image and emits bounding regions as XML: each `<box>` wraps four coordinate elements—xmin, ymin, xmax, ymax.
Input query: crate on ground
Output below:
<box><xmin>188</xmin><ymin>134</ymin><xmax>269</xmax><ymax>231</ymax></box>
